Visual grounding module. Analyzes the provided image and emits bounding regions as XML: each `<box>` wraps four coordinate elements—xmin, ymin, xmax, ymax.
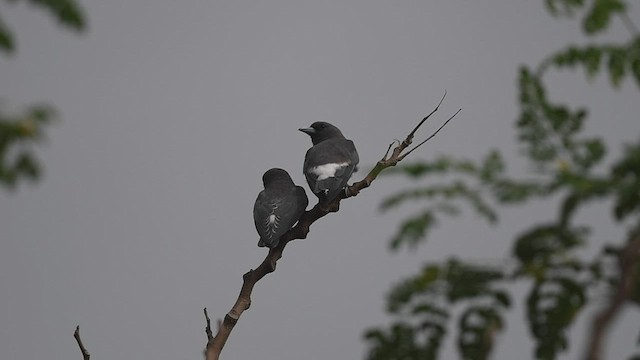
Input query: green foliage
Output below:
<box><xmin>611</xmin><ymin>140</ymin><xmax>640</xmax><ymax>220</ymax></box>
<box><xmin>365</xmin><ymin>2</ymin><xmax>640</xmax><ymax>359</ymax></box>
<box><xmin>541</xmin><ymin>1</ymin><xmax>640</xmax><ymax>89</ymax></box>
<box><xmin>0</xmin><ymin>15</ymin><xmax>15</xmax><ymax>52</ymax></box>
<box><xmin>386</xmin><ymin>259</ymin><xmax>505</xmax><ymax>310</ymax></box>
<box><xmin>366</xmin><ymin>260</ymin><xmax>508</xmax><ymax>360</ymax></box>
<box><xmin>0</xmin><ymin>105</ymin><xmax>55</xmax><ymax>189</ymax></box>
<box><xmin>1</xmin><ymin>0</ymin><xmax>87</xmax><ymax>189</ymax></box>
<box><xmin>527</xmin><ymin>275</ymin><xmax>586</xmax><ymax>359</ymax></box>
<box><xmin>513</xmin><ymin>224</ymin><xmax>587</xmax><ymax>266</ymax></box>
<box><xmin>544</xmin><ymin>0</ymin><xmax>627</xmax><ymax>35</ymax></box>
<box><xmin>550</xmin><ymin>38</ymin><xmax>640</xmax><ymax>88</ymax></box>
<box><xmin>30</xmin><ymin>0</ymin><xmax>86</xmax><ymax>31</ymax></box>
<box><xmin>583</xmin><ymin>0</ymin><xmax>626</xmax><ymax>34</ymax></box>
<box><xmin>381</xmin><ymin>152</ymin><xmax>505</xmax><ymax>250</ymax></box>
<box><xmin>516</xmin><ymin>66</ymin><xmax>612</xmax><ymax>174</ymax></box>
<box><xmin>364</xmin><ymin>321</ymin><xmax>446</xmax><ymax>360</ymax></box>
<box><xmin>457</xmin><ymin>306</ymin><xmax>504</xmax><ymax>360</ymax></box>
<box><xmin>0</xmin><ymin>0</ymin><xmax>86</xmax><ymax>54</ymax></box>
<box><xmin>545</xmin><ymin>0</ymin><xmax>586</xmax><ymax>16</ymax></box>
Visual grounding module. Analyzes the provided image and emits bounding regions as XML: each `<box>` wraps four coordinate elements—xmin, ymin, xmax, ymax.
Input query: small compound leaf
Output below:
<box><xmin>0</xmin><ymin>19</ymin><xmax>15</xmax><ymax>54</ymax></box>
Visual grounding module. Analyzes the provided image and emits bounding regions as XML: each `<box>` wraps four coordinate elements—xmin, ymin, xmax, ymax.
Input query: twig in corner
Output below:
<box><xmin>73</xmin><ymin>325</ymin><xmax>91</xmax><ymax>360</ymax></box>
<box><xmin>204</xmin><ymin>308</ymin><xmax>214</xmax><ymax>342</ymax></box>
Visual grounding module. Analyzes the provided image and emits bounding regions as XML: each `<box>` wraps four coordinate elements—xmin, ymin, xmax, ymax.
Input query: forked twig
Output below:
<box><xmin>408</xmin><ymin>90</ymin><xmax>448</xmax><ymax>139</ymax></box>
<box><xmin>383</xmin><ymin>140</ymin><xmax>400</xmax><ymax>160</ymax></box>
<box><xmin>399</xmin><ymin>108</ymin><xmax>461</xmax><ymax>160</ymax></box>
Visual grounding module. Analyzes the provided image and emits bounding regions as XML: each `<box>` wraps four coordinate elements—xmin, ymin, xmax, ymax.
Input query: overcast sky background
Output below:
<box><xmin>1</xmin><ymin>1</ymin><xmax>639</xmax><ymax>359</ymax></box>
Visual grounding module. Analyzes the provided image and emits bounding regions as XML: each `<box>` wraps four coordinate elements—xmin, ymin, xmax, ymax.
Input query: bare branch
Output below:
<box><xmin>407</xmin><ymin>90</ymin><xmax>447</xmax><ymax>139</ymax></box>
<box><xmin>205</xmin><ymin>97</ymin><xmax>459</xmax><ymax>359</ymax></box>
<box><xmin>73</xmin><ymin>326</ymin><xmax>90</xmax><ymax>360</ymax></box>
<box><xmin>204</xmin><ymin>308</ymin><xmax>214</xmax><ymax>342</ymax></box>
<box><xmin>383</xmin><ymin>140</ymin><xmax>399</xmax><ymax>161</ymax></box>
<box><xmin>584</xmin><ymin>234</ymin><xmax>640</xmax><ymax>360</ymax></box>
<box><xmin>399</xmin><ymin>108</ymin><xmax>461</xmax><ymax>161</ymax></box>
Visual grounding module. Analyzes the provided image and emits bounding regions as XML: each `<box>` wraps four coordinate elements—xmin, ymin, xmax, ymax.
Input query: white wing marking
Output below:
<box><xmin>263</xmin><ymin>213</ymin><xmax>280</xmax><ymax>239</ymax></box>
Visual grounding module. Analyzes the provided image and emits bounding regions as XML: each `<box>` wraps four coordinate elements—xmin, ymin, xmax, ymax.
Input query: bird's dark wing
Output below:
<box><xmin>275</xmin><ymin>186</ymin><xmax>308</xmax><ymax>233</ymax></box>
<box><xmin>326</xmin><ymin>162</ymin><xmax>356</xmax><ymax>201</ymax></box>
<box><xmin>345</xmin><ymin>139</ymin><xmax>359</xmax><ymax>168</ymax></box>
<box><xmin>254</xmin><ymin>188</ymin><xmax>307</xmax><ymax>248</ymax></box>
<box><xmin>253</xmin><ymin>191</ymin><xmax>282</xmax><ymax>247</ymax></box>
<box><xmin>303</xmin><ymin>142</ymin><xmax>351</xmax><ymax>167</ymax></box>
<box><xmin>294</xmin><ymin>186</ymin><xmax>309</xmax><ymax>215</ymax></box>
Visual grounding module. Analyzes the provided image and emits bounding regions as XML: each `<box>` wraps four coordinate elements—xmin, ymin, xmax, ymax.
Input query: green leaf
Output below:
<box><xmin>384</xmin><ymin>157</ymin><xmax>478</xmax><ymax>179</ymax></box>
<box><xmin>15</xmin><ymin>154</ymin><xmax>40</xmax><ymax>179</ymax></box>
<box><xmin>527</xmin><ymin>276</ymin><xmax>586</xmax><ymax>359</ymax></box>
<box><xmin>583</xmin><ymin>0</ymin><xmax>626</xmax><ymax>35</ymax></box>
<box><xmin>387</xmin><ymin>265</ymin><xmax>440</xmax><ymax>312</ymax></box>
<box><xmin>479</xmin><ymin>150</ymin><xmax>504</xmax><ymax>182</ymax></box>
<box><xmin>632</xmin><ymin>57</ymin><xmax>640</xmax><ymax>89</ymax></box>
<box><xmin>514</xmin><ymin>224</ymin><xmax>586</xmax><ymax>265</ymax></box>
<box><xmin>445</xmin><ymin>259</ymin><xmax>504</xmax><ymax>303</ymax></box>
<box><xmin>0</xmin><ymin>16</ymin><xmax>15</xmax><ymax>53</ymax></box>
<box><xmin>491</xmin><ymin>179</ymin><xmax>547</xmax><ymax>203</ymax></box>
<box><xmin>1</xmin><ymin>104</ymin><xmax>56</xmax><ymax>189</ymax></box>
<box><xmin>416</xmin><ymin>265</ymin><xmax>441</xmax><ymax>288</ymax></box>
<box><xmin>492</xmin><ymin>290</ymin><xmax>512</xmax><ymax>308</ymax></box>
<box><xmin>411</xmin><ymin>303</ymin><xmax>449</xmax><ymax>318</ymax></box>
<box><xmin>364</xmin><ymin>321</ymin><xmax>445</xmax><ymax>360</ymax></box>
<box><xmin>463</xmin><ymin>189</ymin><xmax>498</xmax><ymax>224</ymax></box>
<box><xmin>611</xmin><ymin>139</ymin><xmax>640</xmax><ymax>220</ymax></box>
<box><xmin>389</xmin><ymin>210</ymin><xmax>436</xmax><ymax>250</ymax></box>
<box><xmin>584</xmin><ymin>46</ymin><xmax>603</xmax><ymax>78</ymax></box>
<box><xmin>607</xmin><ymin>48</ymin><xmax>627</xmax><ymax>88</ymax></box>
<box><xmin>458</xmin><ymin>306</ymin><xmax>504</xmax><ymax>360</ymax></box>
<box><xmin>30</xmin><ymin>0</ymin><xmax>87</xmax><ymax>31</ymax></box>
<box><xmin>545</xmin><ymin>0</ymin><xmax>586</xmax><ymax>16</ymax></box>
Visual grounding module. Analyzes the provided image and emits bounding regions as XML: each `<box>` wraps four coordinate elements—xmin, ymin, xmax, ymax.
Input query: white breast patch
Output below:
<box><xmin>311</xmin><ymin>162</ymin><xmax>348</xmax><ymax>180</ymax></box>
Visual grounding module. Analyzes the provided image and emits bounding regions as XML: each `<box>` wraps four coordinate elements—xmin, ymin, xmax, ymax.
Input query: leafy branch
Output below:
<box><xmin>365</xmin><ymin>2</ymin><xmax>640</xmax><ymax>359</ymax></box>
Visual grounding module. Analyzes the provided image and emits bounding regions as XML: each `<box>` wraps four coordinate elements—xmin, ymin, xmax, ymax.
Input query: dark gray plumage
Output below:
<box><xmin>253</xmin><ymin>168</ymin><xmax>308</xmax><ymax>248</ymax></box>
<box><xmin>299</xmin><ymin>121</ymin><xmax>359</xmax><ymax>203</ymax></box>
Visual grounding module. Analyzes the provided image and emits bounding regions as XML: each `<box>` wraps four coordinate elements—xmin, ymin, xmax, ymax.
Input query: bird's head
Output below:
<box><xmin>262</xmin><ymin>168</ymin><xmax>294</xmax><ymax>188</ymax></box>
<box><xmin>299</xmin><ymin>121</ymin><xmax>344</xmax><ymax>145</ymax></box>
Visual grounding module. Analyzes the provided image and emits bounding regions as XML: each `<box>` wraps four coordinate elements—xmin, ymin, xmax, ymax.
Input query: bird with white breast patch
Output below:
<box><xmin>299</xmin><ymin>121</ymin><xmax>359</xmax><ymax>204</ymax></box>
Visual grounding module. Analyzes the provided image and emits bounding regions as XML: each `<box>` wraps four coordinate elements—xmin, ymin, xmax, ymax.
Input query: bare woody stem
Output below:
<box><xmin>204</xmin><ymin>94</ymin><xmax>460</xmax><ymax>360</ymax></box>
<box><xmin>584</xmin><ymin>234</ymin><xmax>640</xmax><ymax>360</ymax></box>
<box><xmin>73</xmin><ymin>326</ymin><xmax>91</xmax><ymax>360</ymax></box>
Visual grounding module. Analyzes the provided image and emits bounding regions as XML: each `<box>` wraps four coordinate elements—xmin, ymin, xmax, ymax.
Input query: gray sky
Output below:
<box><xmin>1</xmin><ymin>1</ymin><xmax>639</xmax><ymax>359</ymax></box>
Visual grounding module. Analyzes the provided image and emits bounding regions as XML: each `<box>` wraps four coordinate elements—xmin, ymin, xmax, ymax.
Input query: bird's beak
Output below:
<box><xmin>299</xmin><ymin>127</ymin><xmax>315</xmax><ymax>134</ymax></box>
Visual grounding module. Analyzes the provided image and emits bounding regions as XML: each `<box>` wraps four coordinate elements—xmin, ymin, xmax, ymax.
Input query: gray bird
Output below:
<box><xmin>253</xmin><ymin>168</ymin><xmax>308</xmax><ymax>248</ymax></box>
<box><xmin>299</xmin><ymin>121</ymin><xmax>359</xmax><ymax>203</ymax></box>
